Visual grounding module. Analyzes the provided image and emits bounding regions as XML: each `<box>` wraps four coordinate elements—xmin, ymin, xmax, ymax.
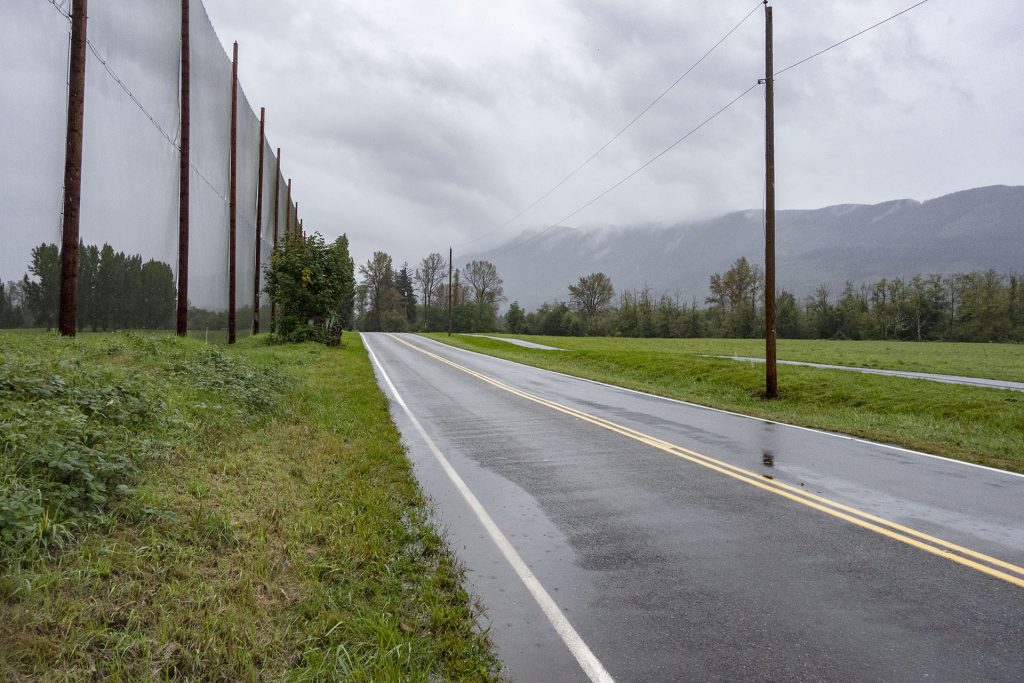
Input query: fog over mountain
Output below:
<box><xmin>464</xmin><ymin>185</ymin><xmax>1024</xmax><ymax>310</ymax></box>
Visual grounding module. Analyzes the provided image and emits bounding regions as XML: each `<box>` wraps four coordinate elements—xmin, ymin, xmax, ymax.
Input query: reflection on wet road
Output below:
<box><xmin>363</xmin><ymin>332</ymin><xmax>1024</xmax><ymax>682</ymax></box>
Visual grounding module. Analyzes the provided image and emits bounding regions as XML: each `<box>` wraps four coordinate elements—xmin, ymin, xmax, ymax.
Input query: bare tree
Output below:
<box><xmin>464</xmin><ymin>260</ymin><xmax>505</xmax><ymax>308</ymax></box>
<box><xmin>568</xmin><ymin>272</ymin><xmax>615</xmax><ymax>319</ymax></box>
<box><xmin>414</xmin><ymin>252</ymin><xmax>447</xmax><ymax>314</ymax></box>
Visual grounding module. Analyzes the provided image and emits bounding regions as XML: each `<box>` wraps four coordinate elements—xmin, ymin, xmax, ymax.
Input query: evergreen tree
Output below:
<box><xmin>24</xmin><ymin>243</ymin><xmax>60</xmax><ymax>329</ymax></box>
<box><xmin>331</xmin><ymin>235</ymin><xmax>356</xmax><ymax>332</ymax></box>
<box><xmin>0</xmin><ymin>281</ymin><xmax>14</xmax><ymax>328</ymax></box>
<box><xmin>138</xmin><ymin>260</ymin><xmax>176</xmax><ymax>329</ymax></box>
<box><xmin>776</xmin><ymin>291</ymin><xmax>803</xmax><ymax>338</ymax></box>
<box><xmin>95</xmin><ymin>244</ymin><xmax>117</xmax><ymax>330</ymax></box>
<box><xmin>395</xmin><ymin>263</ymin><xmax>417</xmax><ymax>325</ymax></box>
<box><xmin>78</xmin><ymin>243</ymin><xmax>100</xmax><ymax>330</ymax></box>
<box><xmin>505</xmin><ymin>301</ymin><xmax>526</xmax><ymax>333</ymax></box>
<box><xmin>357</xmin><ymin>251</ymin><xmax>400</xmax><ymax>332</ymax></box>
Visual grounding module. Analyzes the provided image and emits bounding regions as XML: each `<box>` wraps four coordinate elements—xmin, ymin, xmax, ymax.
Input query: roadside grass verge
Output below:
<box><xmin>425</xmin><ymin>333</ymin><xmax>1024</xmax><ymax>473</ymax></box>
<box><xmin>0</xmin><ymin>331</ymin><xmax>499</xmax><ymax>681</ymax></box>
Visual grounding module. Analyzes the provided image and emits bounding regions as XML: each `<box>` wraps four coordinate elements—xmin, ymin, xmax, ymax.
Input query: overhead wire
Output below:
<box><xmin>462</xmin><ymin>0</ymin><xmax>764</xmax><ymax>249</ymax></box>
<box><xmin>488</xmin><ymin>0</ymin><xmax>938</xmax><ymax>258</ymax></box>
<box><xmin>46</xmin><ymin>0</ymin><xmax>70</xmax><ymax>19</ymax></box>
<box><xmin>774</xmin><ymin>0</ymin><xmax>933</xmax><ymax>77</ymax></box>
<box><xmin>488</xmin><ymin>82</ymin><xmax>760</xmax><ymax>258</ymax></box>
<box><xmin>45</xmin><ymin>0</ymin><xmax>933</xmax><ymax>254</ymax></box>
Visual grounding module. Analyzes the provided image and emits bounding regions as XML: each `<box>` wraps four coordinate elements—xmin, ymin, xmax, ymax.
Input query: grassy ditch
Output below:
<box><xmin>0</xmin><ymin>332</ymin><xmax>499</xmax><ymax>681</ymax></box>
<box><xmin>425</xmin><ymin>333</ymin><xmax>1024</xmax><ymax>473</ymax></box>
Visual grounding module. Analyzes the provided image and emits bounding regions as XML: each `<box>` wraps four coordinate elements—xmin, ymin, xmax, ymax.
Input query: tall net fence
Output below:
<box><xmin>0</xmin><ymin>0</ymin><xmax>301</xmax><ymax>338</ymax></box>
<box><xmin>2</xmin><ymin>3</ymin><xmax>69</xmax><ymax>284</ymax></box>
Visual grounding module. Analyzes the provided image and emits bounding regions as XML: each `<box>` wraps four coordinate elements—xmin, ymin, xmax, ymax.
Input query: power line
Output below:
<box><xmin>486</xmin><ymin>0</ymin><xmax>937</xmax><ymax>259</ymax></box>
<box><xmin>774</xmin><ymin>0</ymin><xmax>933</xmax><ymax>77</ymax></box>
<box><xmin>46</xmin><ymin>0</ymin><xmax>70</xmax><ymax>19</ymax></box>
<box><xmin>463</xmin><ymin>0</ymin><xmax>763</xmax><ymax>249</ymax></box>
<box><xmin>489</xmin><ymin>81</ymin><xmax>760</xmax><ymax>258</ymax></box>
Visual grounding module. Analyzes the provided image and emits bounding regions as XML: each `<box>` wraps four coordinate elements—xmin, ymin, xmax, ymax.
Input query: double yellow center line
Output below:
<box><xmin>389</xmin><ymin>334</ymin><xmax>1024</xmax><ymax>589</ymax></box>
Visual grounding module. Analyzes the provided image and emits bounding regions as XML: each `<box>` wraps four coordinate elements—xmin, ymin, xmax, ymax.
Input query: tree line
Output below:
<box><xmin>516</xmin><ymin>258</ymin><xmax>1024</xmax><ymax>343</ymax></box>
<box><xmin>8</xmin><ymin>242</ymin><xmax>1021</xmax><ymax>343</ymax></box>
<box><xmin>1</xmin><ymin>243</ymin><xmax>176</xmax><ymax>330</ymax></box>
<box><xmin>350</xmin><ymin>250</ymin><xmax>1022</xmax><ymax>342</ymax></box>
<box><xmin>3</xmin><ymin>235</ymin><xmax>357</xmax><ymax>341</ymax></box>
<box><xmin>354</xmin><ymin>251</ymin><xmax>506</xmax><ymax>332</ymax></box>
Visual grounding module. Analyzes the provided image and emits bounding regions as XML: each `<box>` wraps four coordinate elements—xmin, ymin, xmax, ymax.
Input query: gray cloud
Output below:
<box><xmin>201</xmin><ymin>0</ymin><xmax>1022</xmax><ymax>270</ymax></box>
<box><xmin>3</xmin><ymin>0</ymin><xmax>1022</xmax><ymax>284</ymax></box>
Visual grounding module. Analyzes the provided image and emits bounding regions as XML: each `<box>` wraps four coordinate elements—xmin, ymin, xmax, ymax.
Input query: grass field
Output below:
<box><xmin>0</xmin><ymin>331</ymin><xmax>499</xmax><ymax>681</ymax></box>
<box><xmin>478</xmin><ymin>335</ymin><xmax>1024</xmax><ymax>383</ymax></box>
<box><xmin>425</xmin><ymin>333</ymin><xmax>1024</xmax><ymax>473</ymax></box>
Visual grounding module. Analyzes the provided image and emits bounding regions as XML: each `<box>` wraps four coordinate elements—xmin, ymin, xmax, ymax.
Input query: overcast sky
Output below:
<box><xmin>3</xmin><ymin>0</ymin><xmax>1021</xmax><ymax>283</ymax></box>
<box><xmin>197</xmin><ymin>0</ymin><xmax>1023</xmax><ymax>269</ymax></box>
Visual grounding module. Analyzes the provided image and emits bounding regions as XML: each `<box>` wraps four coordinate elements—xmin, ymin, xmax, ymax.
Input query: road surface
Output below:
<box><xmin>716</xmin><ymin>355</ymin><xmax>1024</xmax><ymax>392</ymax></box>
<box><xmin>466</xmin><ymin>334</ymin><xmax>564</xmax><ymax>350</ymax></box>
<box><xmin>362</xmin><ymin>333</ymin><xmax>1024</xmax><ymax>682</ymax></box>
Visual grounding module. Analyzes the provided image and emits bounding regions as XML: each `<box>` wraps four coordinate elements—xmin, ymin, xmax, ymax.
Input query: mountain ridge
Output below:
<box><xmin>464</xmin><ymin>185</ymin><xmax>1023</xmax><ymax>310</ymax></box>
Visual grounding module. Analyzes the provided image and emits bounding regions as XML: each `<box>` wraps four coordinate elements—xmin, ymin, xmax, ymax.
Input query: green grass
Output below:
<box><xmin>472</xmin><ymin>334</ymin><xmax>1024</xmax><ymax>382</ymax></box>
<box><xmin>0</xmin><ymin>331</ymin><xmax>499</xmax><ymax>681</ymax></box>
<box><xmin>426</xmin><ymin>333</ymin><xmax>1024</xmax><ymax>474</ymax></box>
<box><xmin>5</xmin><ymin>327</ymin><xmax>248</xmax><ymax>345</ymax></box>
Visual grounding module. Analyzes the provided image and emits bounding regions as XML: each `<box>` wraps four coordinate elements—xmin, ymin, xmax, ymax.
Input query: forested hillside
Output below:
<box><xmin>468</xmin><ymin>185</ymin><xmax>1024</xmax><ymax>310</ymax></box>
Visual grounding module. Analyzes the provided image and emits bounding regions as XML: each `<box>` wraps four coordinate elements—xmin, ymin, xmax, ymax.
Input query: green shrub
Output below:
<box><xmin>0</xmin><ymin>334</ymin><xmax>285</xmax><ymax>559</ymax></box>
<box><xmin>265</xmin><ymin>233</ymin><xmax>355</xmax><ymax>344</ymax></box>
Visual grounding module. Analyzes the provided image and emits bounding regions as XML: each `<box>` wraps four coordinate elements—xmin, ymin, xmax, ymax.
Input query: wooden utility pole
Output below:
<box><xmin>176</xmin><ymin>0</ymin><xmax>191</xmax><ymax>336</ymax></box>
<box><xmin>273</xmin><ymin>150</ymin><xmax>282</xmax><ymax>243</ymax></box>
<box><xmin>252</xmin><ymin>107</ymin><xmax>266</xmax><ymax>335</ymax></box>
<box><xmin>58</xmin><ymin>0</ymin><xmax>88</xmax><ymax>337</ymax></box>
<box><xmin>447</xmin><ymin>247</ymin><xmax>453</xmax><ymax>336</ymax></box>
<box><xmin>270</xmin><ymin>147</ymin><xmax>281</xmax><ymax>333</ymax></box>
<box><xmin>286</xmin><ymin>178</ymin><xmax>293</xmax><ymax>237</ymax></box>
<box><xmin>764</xmin><ymin>3</ymin><xmax>778</xmax><ymax>398</ymax></box>
<box><xmin>228</xmin><ymin>41</ymin><xmax>238</xmax><ymax>344</ymax></box>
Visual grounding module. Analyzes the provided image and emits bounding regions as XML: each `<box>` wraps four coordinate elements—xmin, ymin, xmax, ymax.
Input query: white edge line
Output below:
<box><xmin>362</xmin><ymin>335</ymin><xmax>615</xmax><ymax>683</ymax></box>
<box><xmin>410</xmin><ymin>334</ymin><xmax>1024</xmax><ymax>480</ymax></box>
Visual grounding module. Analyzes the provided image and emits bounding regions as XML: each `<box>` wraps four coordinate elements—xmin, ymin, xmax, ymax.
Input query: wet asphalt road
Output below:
<box><xmin>361</xmin><ymin>333</ymin><xmax>1024</xmax><ymax>682</ymax></box>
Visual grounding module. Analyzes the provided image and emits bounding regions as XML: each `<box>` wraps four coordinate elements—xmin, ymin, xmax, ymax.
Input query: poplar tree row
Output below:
<box><xmin>2</xmin><ymin>243</ymin><xmax>175</xmax><ymax>331</ymax></box>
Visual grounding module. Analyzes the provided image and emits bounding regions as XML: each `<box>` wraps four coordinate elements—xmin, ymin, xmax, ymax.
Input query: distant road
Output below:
<box><xmin>466</xmin><ymin>334</ymin><xmax>564</xmax><ymax>350</ymax></box>
<box><xmin>363</xmin><ymin>333</ymin><xmax>1024</xmax><ymax>682</ymax></box>
<box><xmin>716</xmin><ymin>355</ymin><xmax>1024</xmax><ymax>392</ymax></box>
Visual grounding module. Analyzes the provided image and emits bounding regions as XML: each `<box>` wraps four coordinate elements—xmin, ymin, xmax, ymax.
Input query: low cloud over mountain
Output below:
<box><xmin>466</xmin><ymin>185</ymin><xmax>1024</xmax><ymax>309</ymax></box>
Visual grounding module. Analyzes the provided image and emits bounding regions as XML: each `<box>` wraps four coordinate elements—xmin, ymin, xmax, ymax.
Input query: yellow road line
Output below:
<box><xmin>387</xmin><ymin>334</ymin><xmax>1024</xmax><ymax>590</ymax></box>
